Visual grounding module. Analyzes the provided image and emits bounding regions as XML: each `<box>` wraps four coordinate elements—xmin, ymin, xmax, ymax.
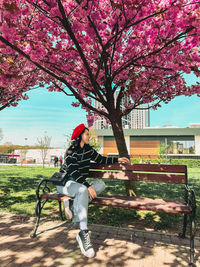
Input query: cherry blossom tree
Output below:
<box><xmin>0</xmin><ymin>0</ymin><xmax>200</xmax><ymax>195</ymax></box>
<box><xmin>0</xmin><ymin>51</ymin><xmax>41</xmax><ymax>110</ymax></box>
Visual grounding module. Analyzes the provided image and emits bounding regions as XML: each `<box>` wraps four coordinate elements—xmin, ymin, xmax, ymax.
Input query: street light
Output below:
<box><xmin>24</xmin><ymin>138</ymin><xmax>28</xmax><ymax>146</ymax></box>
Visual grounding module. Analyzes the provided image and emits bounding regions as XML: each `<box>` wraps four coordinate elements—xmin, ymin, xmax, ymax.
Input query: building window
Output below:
<box><xmin>167</xmin><ymin>140</ymin><xmax>195</xmax><ymax>154</ymax></box>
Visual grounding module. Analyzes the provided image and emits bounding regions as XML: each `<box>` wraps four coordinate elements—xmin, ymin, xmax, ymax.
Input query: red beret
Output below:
<box><xmin>71</xmin><ymin>124</ymin><xmax>86</xmax><ymax>140</ymax></box>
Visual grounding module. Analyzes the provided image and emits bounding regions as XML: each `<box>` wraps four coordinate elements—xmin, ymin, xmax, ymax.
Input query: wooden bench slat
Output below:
<box><xmin>40</xmin><ymin>193</ymin><xmax>191</xmax><ymax>214</ymax></box>
<box><xmin>90</xmin><ymin>163</ymin><xmax>186</xmax><ymax>173</ymax></box>
<box><xmin>41</xmin><ymin>192</ymin><xmax>71</xmax><ymax>201</ymax></box>
<box><xmin>89</xmin><ymin>171</ymin><xmax>186</xmax><ymax>184</ymax></box>
<box><xmin>90</xmin><ymin>195</ymin><xmax>191</xmax><ymax>214</ymax></box>
<box><xmin>131</xmin><ymin>164</ymin><xmax>186</xmax><ymax>173</ymax></box>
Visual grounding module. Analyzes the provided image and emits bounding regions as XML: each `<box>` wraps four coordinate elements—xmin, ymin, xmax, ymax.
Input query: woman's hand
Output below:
<box><xmin>88</xmin><ymin>186</ymin><xmax>97</xmax><ymax>200</ymax></box>
<box><xmin>118</xmin><ymin>157</ymin><xmax>130</xmax><ymax>163</ymax></box>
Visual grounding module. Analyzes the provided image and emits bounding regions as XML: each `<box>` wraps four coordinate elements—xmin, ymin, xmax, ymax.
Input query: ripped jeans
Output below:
<box><xmin>56</xmin><ymin>179</ymin><xmax>105</xmax><ymax>224</ymax></box>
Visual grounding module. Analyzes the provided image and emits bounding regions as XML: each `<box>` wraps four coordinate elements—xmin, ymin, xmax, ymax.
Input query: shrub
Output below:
<box><xmin>130</xmin><ymin>158</ymin><xmax>200</xmax><ymax>168</ymax></box>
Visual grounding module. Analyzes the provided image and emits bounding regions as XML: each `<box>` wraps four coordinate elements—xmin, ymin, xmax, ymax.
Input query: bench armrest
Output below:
<box><xmin>184</xmin><ymin>185</ymin><xmax>196</xmax><ymax>213</ymax></box>
<box><xmin>35</xmin><ymin>178</ymin><xmax>55</xmax><ymax>201</ymax></box>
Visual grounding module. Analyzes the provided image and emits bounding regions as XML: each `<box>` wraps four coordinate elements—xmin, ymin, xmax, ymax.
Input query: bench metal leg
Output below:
<box><xmin>30</xmin><ymin>198</ymin><xmax>49</xmax><ymax>238</ymax></box>
<box><xmin>179</xmin><ymin>214</ymin><xmax>188</xmax><ymax>238</ymax></box>
<box><xmin>30</xmin><ymin>200</ymin><xmax>42</xmax><ymax>238</ymax></box>
<box><xmin>58</xmin><ymin>200</ymin><xmax>65</xmax><ymax>221</ymax></box>
<box><xmin>189</xmin><ymin>215</ymin><xmax>196</xmax><ymax>266</ymax></box>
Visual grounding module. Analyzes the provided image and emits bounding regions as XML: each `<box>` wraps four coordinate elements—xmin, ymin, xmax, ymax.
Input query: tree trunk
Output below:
<box><xmin>109</xmin><ymin>113</ymin><xmax>137</xmax><ymax>197</ymax></box>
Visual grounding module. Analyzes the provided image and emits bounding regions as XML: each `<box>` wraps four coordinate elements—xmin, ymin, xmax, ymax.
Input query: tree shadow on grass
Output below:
<box><xmin>0</xmin><ymin>175</ymin><xmax>57</xmax><ymax>219</ymax></box>
<box><xmin>100</xmin><ymin>179</ymin><xmax>200</xmax><ymax>234</ymax></box>
<box><xmin>88</xmin><ymin>204</ymin><xmax>185</xmax><ymax>235</ymax></box>
<box><xmin>1</xmin><ymin>174</ymin><xmax>199</xmax><ymax>237</ymax></box>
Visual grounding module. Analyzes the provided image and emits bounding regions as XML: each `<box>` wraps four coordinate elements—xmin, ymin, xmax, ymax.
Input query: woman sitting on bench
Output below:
<box><xmin>56</xmin><ymin>123</ymin><xmax>129</xmax><ymax>258</ymax></box>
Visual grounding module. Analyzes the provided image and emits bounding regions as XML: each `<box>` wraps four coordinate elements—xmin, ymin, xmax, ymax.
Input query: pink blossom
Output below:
<box><xmin>0</xmin><ymin>0</ymin><xmax>199</xmax><ymax>118</ymax></box>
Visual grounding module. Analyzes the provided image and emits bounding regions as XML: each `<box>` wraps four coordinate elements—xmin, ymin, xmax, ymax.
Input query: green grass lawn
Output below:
<box><xmin>0</xmin><ymin>165</ymin><xmax>199</xmax><ymax>234</ymax></box>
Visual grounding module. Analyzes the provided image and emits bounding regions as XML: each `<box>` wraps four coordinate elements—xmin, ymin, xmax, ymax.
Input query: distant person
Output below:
<box><xmin>54</xmin><ymin>156</ymin><xmax>58</xmax><ymax>167</ymax></box>
<box><xmin>59</xmin><ymin>156</ymin><xmax>63</xmax><ymax>167</ymax></box>
<box><xmin>53</xmin><ymin>123</ymin><xmax>129</xmax><ymax>258</ymax></box>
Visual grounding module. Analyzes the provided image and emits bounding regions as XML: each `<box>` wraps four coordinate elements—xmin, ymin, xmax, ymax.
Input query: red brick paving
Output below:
<box><xmin>0</xmin><ymin>212</ymin><xmax>199</xmax><ymax>267</ymax></box>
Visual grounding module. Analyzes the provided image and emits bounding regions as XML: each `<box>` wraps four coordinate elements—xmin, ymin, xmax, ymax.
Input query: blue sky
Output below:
<box><xmin>0</xmin><ymin>74</ymin><xmax>199</xmax><ymax>147</ymax></box>
<box><xmin>0</xmin><ymin>88</ymin><xmax>87</xmax><ymax>147</ymax></box>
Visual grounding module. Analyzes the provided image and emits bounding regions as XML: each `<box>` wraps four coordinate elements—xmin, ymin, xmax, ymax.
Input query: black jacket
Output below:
<box><xmin>53</xmin><ymin>144</ymin><xmax>118</xmax><ymax>187</ymax></box>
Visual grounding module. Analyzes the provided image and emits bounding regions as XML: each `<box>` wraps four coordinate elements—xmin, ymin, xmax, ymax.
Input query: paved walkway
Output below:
<box><xmin>0</xmin><ymin>212</ymin><xmax>199</xmax><ymax>267</ymax></box>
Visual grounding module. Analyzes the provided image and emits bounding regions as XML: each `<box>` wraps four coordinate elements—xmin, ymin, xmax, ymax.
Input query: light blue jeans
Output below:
<box><xmin>56</xmin><ymin>180</ymin><xmax>105</xmax><ymax>224</ymax></box>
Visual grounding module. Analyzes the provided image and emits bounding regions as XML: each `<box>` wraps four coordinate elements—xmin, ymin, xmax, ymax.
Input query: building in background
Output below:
<box><xmin>2</xmin><ymin>123</ymin><xmax>199</xmax><ymax>163</ymax></box>
<box><xmin>95</xmin><ymin>124</ymin><xmax>200</xmax><ymax>159</ymax></box>
<box><xmin>189</xmin><ymin>123</ymin><xmax>200</xmax><ymax>128</ymax></box>
<box><xmin>130</xmin><ymin>107</ymin><xmax>149</xmax><ymax>129</ymax></box>
<box><xmin>14</xmin><ymin>148</ymin><xmax>65</xmax><ymax>164</ymax></box>
<box><xmin>92</xmin><ymin>90</ymin><xmax>150</xmax><ymax>130</ymax></box>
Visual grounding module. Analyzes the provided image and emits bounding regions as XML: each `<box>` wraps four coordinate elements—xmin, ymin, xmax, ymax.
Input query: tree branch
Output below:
<box><xmin>43</xmin><ymin>60</ymin><xmax>89</xmax><ymax>80</ymax></box>
<box><xmin>121</xmin><ymin>99</ymin><xmax>163</xmax><ymax>117</ymax></box>
<box><xmin>56</xmin><ymin>0</ymin><xmax>107</xmax><ymax>107</ymax></box>
<box><xmin>26</xmin><ymin>0</ymin><xmax>63</xmax><ymax>27</ymax></box>
<box><xmin>51</xmin><ymin>81</ymin><xmax>73</xmax><ymax>96</ymax></box>
<box><xmin>105</xmin><ymin>5</ymin><xmax>169</xmax><ymax>50</ymax></box>
<box><xmin>109</xmin><ymin>22</ymin><xmax>119</xmax><ymax>75</ymax></box>
<box><xmin>113</xmin><ymin>26</ymin><xmax>195</xmax><ymax>78</ymax></box>
<box><xmin>0</xmin><ymin>35</ymin><xmax>108</xmax><ymax>117</ymax></box>
<box><xmin>116</xmin><ymin>86</ymin><xmax>125</xmax><ymax>111</ymax></box>
<box><xmin>0</xmin><ymin>97</ymin><xmax>16</xmax><ymax>111</ymax></box>
<box><xmin>87</xmin><ymin>15</ymin><xmax>104</xmax><ymax>48</ymax></box>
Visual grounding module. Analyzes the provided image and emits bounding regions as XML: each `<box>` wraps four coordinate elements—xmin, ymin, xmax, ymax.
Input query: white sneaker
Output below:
<box><xmin>63</xmin><ymin>199</ymin><xmax>73</xmax><ymax>219</ymax></box>
<box><xmin>76</xmin><ymin>230</ymin><xmax>95</xmax><ymax>258</ymax></box>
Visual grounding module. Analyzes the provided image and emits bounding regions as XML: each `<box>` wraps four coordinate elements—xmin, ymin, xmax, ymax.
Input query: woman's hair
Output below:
<box><xmin>68</xmin><ymin>127</ymin><xmax>89</xmax><ymax>152</ymax></box>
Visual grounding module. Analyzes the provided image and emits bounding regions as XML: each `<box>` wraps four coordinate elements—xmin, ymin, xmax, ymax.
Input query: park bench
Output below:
<box><xmin>31</xmin><ymin>163</ymin><xmax>197</xmax><ymax>266</ymax></box>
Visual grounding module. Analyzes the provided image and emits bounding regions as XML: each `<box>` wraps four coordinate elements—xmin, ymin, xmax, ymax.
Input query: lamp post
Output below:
<box><xmin>24</xmin><ymin>138</ymin><xmax>28</xmax><ymax>146</ymax></box>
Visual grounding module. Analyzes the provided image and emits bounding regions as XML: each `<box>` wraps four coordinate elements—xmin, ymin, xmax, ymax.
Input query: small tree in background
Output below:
<box><xmin>1</xmin><ymin>142</ymin><xmax>15</xmax><ymax>154</ymax></box>
<box><xmin>159</xmin><ymin>142</ymin><xmax>169</xmax><ymax>164</ymax></box>
<box><xmin>89</xmin><ymin>128</ymin><xmax>101</xmax><ymax>152</ymax></box>
<box><xmin>64</xmin><ymin>134</ymin><xmax>72</xmax><ymax>150</ymax></box>
<box><xmin>36</xmin><ymin>135</ymin><xmax>52</xmax><ymax>167</ymax></box>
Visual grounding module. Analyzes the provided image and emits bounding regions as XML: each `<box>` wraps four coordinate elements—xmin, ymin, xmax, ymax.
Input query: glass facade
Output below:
<box><xmin>129</xmin><ymin>136</ymin><xmax>195</xmax><ymax>155</ymax></box>
<box><xmin>167</xmin><ymin>140</ymin><xmax>195</xmax><ymax>154</ymax></box>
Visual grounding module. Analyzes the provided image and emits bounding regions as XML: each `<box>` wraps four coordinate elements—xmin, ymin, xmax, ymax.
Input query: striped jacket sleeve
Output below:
<box><xmin>63</xmin><ymin>152</ymin><xmax>84</xmax><ymax>183</ymax></box>
<box><xmin>91</xmin><ymin>148</ymin><xmax>118</xmax><ymax>164</ymax></box>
